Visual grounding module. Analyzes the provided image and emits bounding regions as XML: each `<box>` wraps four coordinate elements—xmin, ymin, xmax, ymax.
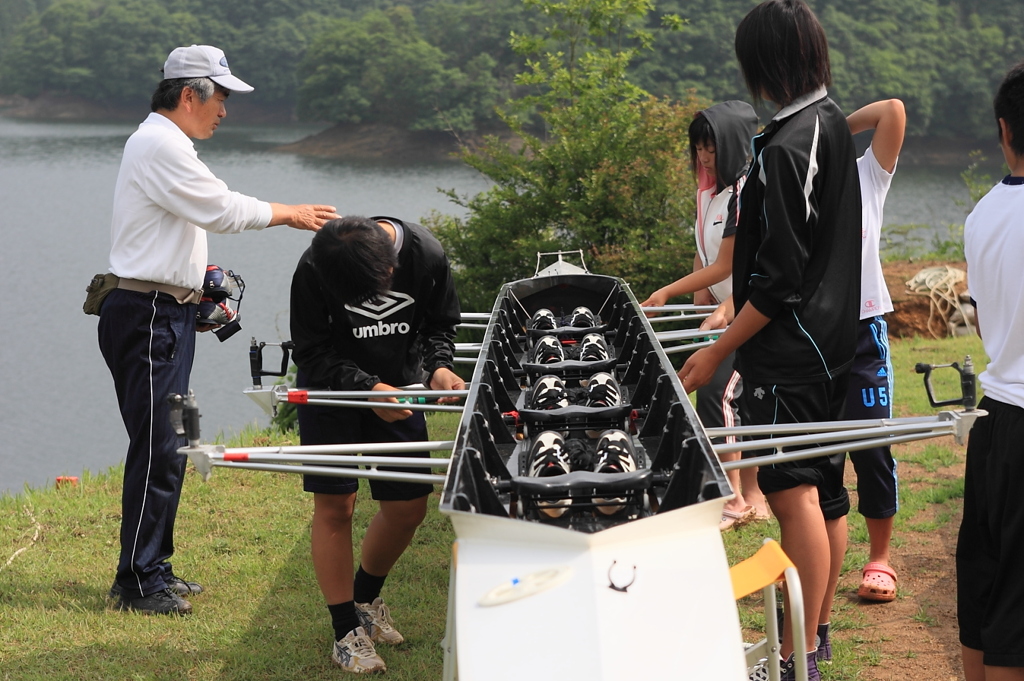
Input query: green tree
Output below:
<box><xmin>296</xmin><ymin>7</ymin><xmax>499</xmax><ymax>130</ymax></box>
<box><xmin>0</xmin><ymin>0</ymin><xmax>195</xmax><ymax>102</ymax></box>
<box><xmin>425</xmin><ymin>0</ymin><xmax>698</xmax><ymax>311</ymax></box>
<box><xmin>0</xmin><ymin>0</ymin><xmax>54</xmax><ymax>44</ymax></box>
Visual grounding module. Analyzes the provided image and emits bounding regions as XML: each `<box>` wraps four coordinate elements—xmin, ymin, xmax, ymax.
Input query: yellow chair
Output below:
<box><xmin>730</xmin><ymin>539</ymin><xmax>809</xmax><ymax>681</ymax></box>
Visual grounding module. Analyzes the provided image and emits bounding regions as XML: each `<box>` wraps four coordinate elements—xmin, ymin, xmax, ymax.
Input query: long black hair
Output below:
<box><xmin>688</xmin><ymin>112</ymin><xmax>715</xmax><ymax>176</ymax></box>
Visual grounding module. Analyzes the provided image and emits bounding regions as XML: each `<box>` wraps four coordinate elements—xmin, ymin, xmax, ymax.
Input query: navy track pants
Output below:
<box><xmin>98</xmin><ymin>288</ymin><xmax>196</xmax><ymax>598</ymax></box>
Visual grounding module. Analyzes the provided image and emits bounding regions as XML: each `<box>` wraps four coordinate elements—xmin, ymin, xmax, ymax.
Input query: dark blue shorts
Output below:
<box><xmin>741</xmin><ymin>376</ymin><xmax>851</xmax><ymax>521</ymax></box>
<box><xmin>957</xmin><ymin>396</ymin><xmax>1024</xmax><ymax>666</ymax></box>
<box><xmin>297</xmin><ymin>403</ymin><xmax>435</xmax><ymax>501</ymax></box>
<box><xmin>846</xmin><ymin>317</ymin><xmax>897</xmax><ymax>519</ymax></box>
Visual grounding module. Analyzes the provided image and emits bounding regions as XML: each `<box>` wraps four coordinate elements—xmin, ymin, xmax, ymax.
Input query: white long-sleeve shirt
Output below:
<box><xmin>108</xmin><ymin>112</ymin><xmax>272</xmax><ymax>290</ymax></box>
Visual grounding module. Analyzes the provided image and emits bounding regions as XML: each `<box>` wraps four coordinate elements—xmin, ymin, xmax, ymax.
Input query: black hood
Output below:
<box><xmin>703</xmin><ymin>100</ymin><xmax>758</xmax><ymax>192</ymax></box>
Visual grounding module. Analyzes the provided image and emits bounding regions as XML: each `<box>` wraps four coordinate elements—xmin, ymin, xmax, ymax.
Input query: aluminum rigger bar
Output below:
<box><xmin>707</xmin><ymin>415</ymin><xmax>941</xmax><ymax>438</ymax></box>
<box><xmin>662</xmin><ymin>339</ymin><xmax>716</xmax><ymax>355</ymax></box>
<box><xmin>642</xmin><ymin>304</ymin><xmax>719</xmax><ymax>324</ymax></box>
<box><xmin>457</xmin><ymin>312</ymin><xmax>492</xmax><ymax>330</ymax></box>
<box><xmin>653</xmin><ymin>327</ymin><xmax>727</xmax><ymax>355</ymax></box>
<box><xmin>183</xmin><ymin>411</ymin><xmax>980</xmax><ymax>488</ymax></box>
<box><xmin>181</xmin><ymin>441</ymin><xmax>454</xmax><ymax>484</ymax></box>
<box><xmin>708</xmin><ymin>410</ymin><xmax>984</xmax><ymax>471</ymax></box>
<box><xmin>285</xmin><ymin>388</ymin><xmax>468</xmax><ymax>413</ymax></box>
<box><xmin>299</xmin><ymin>399</ymin><xmax>465</xmax><ymax>412</ymax></box>
<box><xmin>654</xmin><ymin>327</ymin><xmax>727</xmax><ymax>342</ymax></box>
<box><xmin>245</xmin><ymin>385</ymin><xmax>471</xmax><ymax>416</ymax></box>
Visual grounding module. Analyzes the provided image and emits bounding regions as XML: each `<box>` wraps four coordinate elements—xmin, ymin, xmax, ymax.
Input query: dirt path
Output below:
<box><xmin>839</xmin><ymin>439</ymin><xmax>965</xmax><ymax>681</ymax></box>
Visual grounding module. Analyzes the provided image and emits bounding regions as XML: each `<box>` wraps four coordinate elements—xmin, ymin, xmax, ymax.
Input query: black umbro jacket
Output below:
<box><xmin>732</xmin><ymin>90</ymin><xmax>862</xmax><ymax>384</ymax></box>
<box><xmin>290</xmin><ymin>217</ymin><xmax>460</xmax><ymax>391</ymax></box>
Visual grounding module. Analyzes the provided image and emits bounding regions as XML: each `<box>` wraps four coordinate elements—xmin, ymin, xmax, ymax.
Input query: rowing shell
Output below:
<box><xmin>438</xmin><ymin>258</ymin><xmax>744</xmax><ymax>680</ymax></box>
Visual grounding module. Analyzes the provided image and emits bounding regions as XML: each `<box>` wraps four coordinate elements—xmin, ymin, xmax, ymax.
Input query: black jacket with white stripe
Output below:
<box><xmin>732</xmin><ymin>90</ymin><xmax>862</xmax><ymax>385</ymax></box>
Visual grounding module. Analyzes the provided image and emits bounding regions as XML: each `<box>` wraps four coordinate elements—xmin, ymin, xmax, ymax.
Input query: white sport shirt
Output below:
<box><xmin>695</xmin><ymin>182</ymin><xmax>740</xmax><ymax>305</ymax></box>
<box><xmin>965</xmin><ymin>176</ymin><xmax>1024</xmax><ymax>408</ymax></box>
<box><xmin>109</xmin><ymin>112</ymin><xmax>272</xmax><ymax>290</ymax></box>
<box><xmin>857</xmin><ymin>145</ymin><xmax>895</xmax><ymax>319</ymax></box>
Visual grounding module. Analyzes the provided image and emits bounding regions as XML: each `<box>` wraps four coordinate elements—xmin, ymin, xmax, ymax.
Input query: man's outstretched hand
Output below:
<box><xmin>270</xmin><ymin>203</ymin><xmax>340</xmax><ymax>232</ymax></box>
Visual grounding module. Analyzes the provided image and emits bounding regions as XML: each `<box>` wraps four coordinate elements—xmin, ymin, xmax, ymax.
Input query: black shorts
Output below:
<box><xmin>957</xmin><ymin>396</ymin><xmax>1024</xmax><ymax>667</ymax></box>
<box><xmin>741</xmin><ymin>376</ymin><xmax>851</xmax><ymax>521</ymax></box>
<box><xmin>846</xmin><ymin>317</ymin><xmax>897</xmax><ymax>519</ymax></box>
<box><xmin>297</xmin><ymin>403</ymin><xmax>435</xmax><ymax>501</ymax></box>
<box><xmin>696</xmin><ymin>351</ymin><xmax>743</xmax><ymax>437</ymax></box>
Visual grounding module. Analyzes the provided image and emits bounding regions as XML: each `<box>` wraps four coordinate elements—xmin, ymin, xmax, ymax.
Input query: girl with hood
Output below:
<box><xmin>642</xmin><ymin>101</ymin><xmax>768</xmax><ymax>531</ymax></box>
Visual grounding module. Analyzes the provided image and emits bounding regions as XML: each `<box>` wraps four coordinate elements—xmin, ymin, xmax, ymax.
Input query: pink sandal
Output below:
<box><xmin>858</xmin><ymin>562</ymin><xmax>897</xmax><ymax>602</ymax></box>
<box><xmin>719</xmin><ymin>505</ymin><xmax>756</xmax><ymax>532</ymax></box>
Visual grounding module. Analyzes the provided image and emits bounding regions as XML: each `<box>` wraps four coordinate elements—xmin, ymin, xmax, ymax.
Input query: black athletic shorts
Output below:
<box><xmin>297</xmin><ymin>402</ymin><xmax>435</xmax><ymax>501</ymax></box>
<box><xmin>957</xmin><ymin>396</ymin><xmax>1024</xmax><ymax>667</ymax></box>
<box><xmin>740</xmin><ymin>376</ymin><xmax>851</xmax><ymax>521</ymax></box>
<box><xmin>697</xmin><ymin>351</ymin><xmax>743</xmax><ymax>433</ymax></box>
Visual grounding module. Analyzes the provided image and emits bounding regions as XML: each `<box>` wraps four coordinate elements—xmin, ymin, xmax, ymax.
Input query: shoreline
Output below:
<box><xmin>0</xmin><ymin>93</ymin><xmax>997</xmax><ymax>165</ymax></box>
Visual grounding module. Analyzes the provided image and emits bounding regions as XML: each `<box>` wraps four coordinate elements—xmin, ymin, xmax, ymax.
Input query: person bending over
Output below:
<box><xmin>290</xmin><ymin>216</ymin><xmax>463</xmax><ymax>673</ymax></box>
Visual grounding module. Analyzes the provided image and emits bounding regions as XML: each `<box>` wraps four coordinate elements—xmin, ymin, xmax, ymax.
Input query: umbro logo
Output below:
<box><xmin>346</xmin><ymin>291</ymin><xmax>415</xmax><ymax>340</ymax></box>
<box><xmin>345</xmin><ymin>291</ymin><xmax>415</xmax><ymax>320</ymax></box>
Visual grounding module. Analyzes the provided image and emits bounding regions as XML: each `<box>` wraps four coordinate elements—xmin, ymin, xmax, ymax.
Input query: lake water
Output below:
<box><xmin>0</xmin><ymin>116</ymin><xmax>1003</xmax><ymax>496</ymax></box>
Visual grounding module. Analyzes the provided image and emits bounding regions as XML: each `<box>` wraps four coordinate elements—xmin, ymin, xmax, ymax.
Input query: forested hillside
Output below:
<box><xmin>0</xmin><ymin>0</ymin><xmax>1019</xmax><ymax>138</ymax></box>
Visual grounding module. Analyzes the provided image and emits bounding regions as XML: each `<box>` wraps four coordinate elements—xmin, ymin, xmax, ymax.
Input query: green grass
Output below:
<box><xmin>0</xmin><ymin>334</ymin><xmax>987</xmax><ymax>679</ymax></box>
<box><xmin>0</xmin><ymin>419</ymin><xmax>460</xmax><ymax>681</ymax></box>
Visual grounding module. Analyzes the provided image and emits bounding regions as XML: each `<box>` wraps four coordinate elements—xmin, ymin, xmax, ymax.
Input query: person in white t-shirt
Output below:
<box><xmin>841</xmin><ymin>100</ymin><xmax>906</xmax><ymax>615</ymax></box>
<box><xmin>98</xmin><ymin>44</ymin><xmax>339</xmax><ymax>616</ymax></box>
<box><xmin>958</xmin><ymin>59</ymin><xmax>1024</xmax><ymax>681</ymax></box>
<box><xmin>641</xmin><ymin>101</ymin><xmax>768</xmax><ymax>531</ymax></box>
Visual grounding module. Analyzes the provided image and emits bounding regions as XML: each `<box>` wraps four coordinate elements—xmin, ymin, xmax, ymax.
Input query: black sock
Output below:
<box><xmin>353</xmin><ymin>565</ymin><xmax>388</xmax><ymax>604</ymax></box>
<box><xmin>328</xmin><ymin>601</ymin><xmax>359</xmax><ymax>641</ymax></box>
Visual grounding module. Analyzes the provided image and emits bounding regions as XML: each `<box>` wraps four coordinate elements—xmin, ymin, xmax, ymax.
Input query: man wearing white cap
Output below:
<box><xmin>99</xmin><ymin>44</ymin><xmax>339</xmax><ymax>615</ymax></box>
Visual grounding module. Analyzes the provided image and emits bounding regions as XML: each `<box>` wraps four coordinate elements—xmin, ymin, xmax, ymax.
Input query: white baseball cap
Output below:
<box><xmin>162</xmin><ymin>44</ymin><xmax>254</xmax><ymax>93</ymax></box>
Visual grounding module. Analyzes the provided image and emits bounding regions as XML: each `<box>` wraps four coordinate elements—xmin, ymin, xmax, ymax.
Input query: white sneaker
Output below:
<box><xmin>331</xmin><ymin>626</ymin><xmax>386</xmax><ymax>673</ymax></box>
<box><xmin>592</xmin><ymin>429</ymin><xmax>638</xmax><ymax>515</ymax></box>
<box><xmin>356</xmin><ymin>598</ymin><xmax>405</xmax><ymax>645</ymax></box>
<box><xmin>527</xmin><ymin>431</ymin><xmax>573</xmax><ymax>518</ymax></box>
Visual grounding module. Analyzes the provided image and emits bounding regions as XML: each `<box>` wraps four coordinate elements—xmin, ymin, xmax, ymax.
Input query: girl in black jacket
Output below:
<box><xmin>678</xmin><ymin>2</ymin><xmax>861</xmax><ymax>679</ymax></box>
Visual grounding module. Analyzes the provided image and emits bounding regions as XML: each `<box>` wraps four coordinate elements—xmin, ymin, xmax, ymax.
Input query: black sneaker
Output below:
<box><xmin>167</xmin><ymin>574</ymin><xmax>204</xmax><ymax>596</ymax></box>
<box><xmin>110</xmin><ymin>574</ymin><xmax>203</xmax><ymax>598</ymax></box>
<box><xmin>116</xmin><ymin>587</ymin><xmax>192</xmax><ymax>615</ymax></box>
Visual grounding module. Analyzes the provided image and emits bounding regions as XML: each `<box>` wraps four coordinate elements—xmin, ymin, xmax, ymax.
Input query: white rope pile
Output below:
<box><xmin>905</xmin><ymin>266</ymin><xmax>975</xmax><ymax>339</ymax></box>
